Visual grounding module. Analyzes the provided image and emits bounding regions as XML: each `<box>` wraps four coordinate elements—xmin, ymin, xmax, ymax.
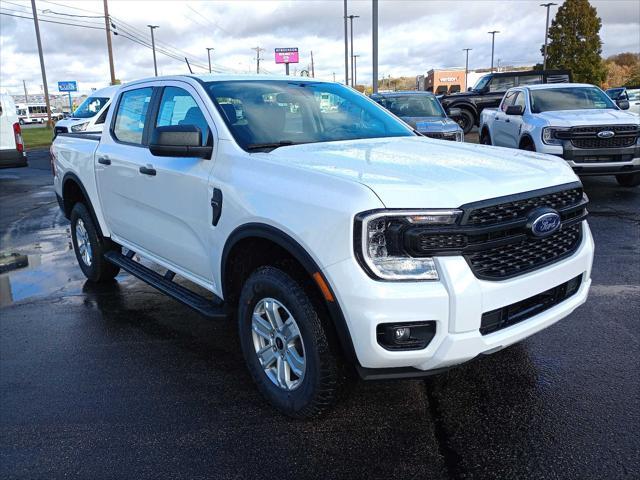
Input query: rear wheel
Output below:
<box><xmin>616</xmin><ymin>172</ymin><xmax>640</xmax><ymax>187</ymax></box>
<box><xmin>238</xmin><ymin>266</ymin><xmax>343</xmax><ymax>418</ymax></box>
<box><xmin>70</xmin><ymin>203</ymin><xmax>120</xmax><ymax>282</ymax></box>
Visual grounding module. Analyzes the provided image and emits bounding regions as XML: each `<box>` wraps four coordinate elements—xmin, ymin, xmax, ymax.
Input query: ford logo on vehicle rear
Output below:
<box><xmin>597</xmin><ymin>130</ymin><xmax>615</xmax><ymax>139</ymax></box>
<box><xmin>528</xmin><ymin>208</ymin><xmax>562</xmax><ymax>237</ymax></box>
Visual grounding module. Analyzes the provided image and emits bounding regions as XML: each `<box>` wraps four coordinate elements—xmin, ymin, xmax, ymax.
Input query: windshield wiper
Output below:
<box><xmin>246</xmin><ymin>141</ymin><xmax>296</xmax><ymax>151</ymax></box>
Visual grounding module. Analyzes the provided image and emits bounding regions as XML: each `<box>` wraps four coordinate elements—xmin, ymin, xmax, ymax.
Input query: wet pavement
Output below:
<box><xmin>1</xmin><ymin>150</ymin><xmax>638</xmax><ymax>480</ymax></box>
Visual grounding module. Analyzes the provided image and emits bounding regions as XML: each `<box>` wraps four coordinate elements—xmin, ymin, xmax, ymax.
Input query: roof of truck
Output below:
<box><xmin>523</xmin><ymin>83</ymin><xmax>596</xmax><ymax>91</ymax></box>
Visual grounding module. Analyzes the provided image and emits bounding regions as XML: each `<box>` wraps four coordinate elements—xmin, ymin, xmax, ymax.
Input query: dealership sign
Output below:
<box><xmin>275</xmin><ymin>48</ymin><xmax>299</xmax><ymax>64</ymax></box>
<box><xmin>58</xmin><ymin>81</ymin><xmax>78</xmax><ymax>92</ymax></box>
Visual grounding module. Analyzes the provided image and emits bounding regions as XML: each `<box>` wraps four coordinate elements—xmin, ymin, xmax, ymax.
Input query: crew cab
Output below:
<box><xmin>52</xmin><ymin>75</ymin><xmax>594</xmax><ymax>418</ymax></box>
<box><xmin>439</xmin><ymin>69</ymin><xmax>571</xmax><ymax>134</ymax></box>
<box><xmin>480</xmin><ymin>83</ymin><xmax>640</xmax><ymax>187</ymax></box>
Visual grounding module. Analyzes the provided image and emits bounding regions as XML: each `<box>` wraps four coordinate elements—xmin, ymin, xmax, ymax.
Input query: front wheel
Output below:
<box><xmin>616</xmin><ymin>172</ymin><xmax>640</xmax><ymax>187</ymax></box>
<box><xmin>453</xmin><ymin>109</ymin><xmax>475</xmax><ymax>134</ymax></box>
<box><xmin>70</xmin><ymin>203</ymin><xmax>120</xmax><ymax>282</ymax></box>
<box><xmin>238</xmin><ymin>266</ymin><xmax>343</xmax><ymax>418</ymax></box>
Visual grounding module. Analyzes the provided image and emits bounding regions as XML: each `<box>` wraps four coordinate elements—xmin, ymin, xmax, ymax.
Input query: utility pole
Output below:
<box><xmin>310</xmin><ymin>50</ymin><xmax>315</xmax><ymax>78</ymax></box>
<box><xmin>206</xmin><ymin>47</ymin><xmax>214</xmax><ymax>73</ymax></box>
<box><xmin>30</xmin><ymin>0</ymin><xmax>52</xmax><ymax>127</ymax></box>
<box><xmin>372</xmin><ymin>0</ymin><xmax>379</xmax><ymax>93</ymax></box>
<box><xmin>348</xmin><ymin>14</ymin><xmax>359</xmax><ymax>87</ymax></box>
<box><xmin>333</xmin><ymin>72</ymin><xmax>336</xmax><ymax>82</ymax></box>
<box><xmin>23</xmin><ymin>80</ymin><xmax>28</xmax><ymax>104</ymax></box>
<box><xmin>353</xmin><ymin>54</ymin><xmax>360</xmax><ymax>87</ymax></box>
<box><xmin>343</xmin><ymin>0</ymin><xmax>349</xmax><ymax>85</ymax></box>
<box><xmin>147</xmin><ymin>25</ymin><xmax>159</xmax><ymax>76</ymax></box>
<box><xmin>488</xmin><ymin>30</ymin><xmax>499</xmax><ymax>72</ymax></box>
<box><xmin>103</xmin><ymin>0</ymin><xmax>116</xmax><ymax>85</ymax></box>
<box><xmin>541</xmin><ymin>3</ymin><xmax>557</xmax><ymax>70</ymax></box>
<box><xmin>251</xmin><ymin>46</ymin><xmax>264</xmax><ymax>74</ymax></box>
<box><xmin>463</xmin><ymin>48</ymin><xmax>472</xmax><ymax>90</ymax></box>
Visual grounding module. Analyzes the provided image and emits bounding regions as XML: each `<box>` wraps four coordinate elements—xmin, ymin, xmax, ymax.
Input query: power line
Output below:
<box><xmin>0</xmin><ymin>11</ymin><xmax>105</xmax><ymax>30</ymax></box>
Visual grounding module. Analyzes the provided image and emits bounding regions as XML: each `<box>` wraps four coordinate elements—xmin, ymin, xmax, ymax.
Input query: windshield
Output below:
<box><xmin>205</xmin><ymin>80</ymin><xmax>414</xmax><ymax>150</ymax></box>
<box><xmin>605</xmin><ymin>88</ymin><xmax>624</xmax><ymax>100</ymax></box>
<box><xmin>472</xmin><ymin>75</ymin><xmax>491</xmax><ymax>91</ymax></box>
<box><xmin>376</xmin><ymin>95</ymin><xmax>445</xmax><ymax>118</ymax></box>
<box><xmin>530</xmin><ymin>87</ymin><xmax>617</xmax><ymax>113</ymax></box>
<box><xmin>73</xmin><ymin>96</ymin><xmax>109</xmax><ymax>118</ymax></box>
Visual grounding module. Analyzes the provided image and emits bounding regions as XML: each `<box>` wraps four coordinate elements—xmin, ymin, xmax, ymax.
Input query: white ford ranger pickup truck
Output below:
<box><xmin>480</xmin><ymin>83</ymin><xmax>640</xmax><ymax>187</ymax></box>
<box><xmin>52</xmin><ymin>75</ymin><xmax>594</xmax><ymax>417</ymax></box>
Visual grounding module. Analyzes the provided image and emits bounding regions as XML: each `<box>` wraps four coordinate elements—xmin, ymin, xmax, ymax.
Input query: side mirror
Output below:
<box><xmin>616</xmin><ymin>99</ymin><xmax>630</xmax><ymax>110</ymax></box>
<box><xmin>448</xmin><ymin>107</ymin><xmax>462</xmax><ymax>117</ymax></box>
<box><xmin>505</xmin><ymin>105</ymin><xmax>524</xmax><ymax>116</ymax></box>
<box><xmin>149</xmin><ymin>125</ymin><xmax>212</xmax><ymax>158</ymax></box>
<box><xmin>467</xmin><ymin>87</ymin><xmax>473</xmax><ymax>92</ymax></box>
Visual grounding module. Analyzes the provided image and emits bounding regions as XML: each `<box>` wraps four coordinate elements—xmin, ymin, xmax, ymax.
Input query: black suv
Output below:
<box><xmin>439</xmin><ymin>70</ymin><xmax>571</xmax><ymax>133</ymax></box>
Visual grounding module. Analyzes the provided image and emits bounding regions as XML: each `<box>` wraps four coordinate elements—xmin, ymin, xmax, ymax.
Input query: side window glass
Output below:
<box><xmin>501</xmin><ymin>91</ymin><xmax>517</xmax><ymax>112</ymax></box>
<box><xmin>490</xmin><ymin>76</ymin><xmax>516</xmax><ymax>92</ymax></box>
<box><xmin>156</xmin><ymin>87</ymin><xmax>209</xmax><ymax>146</ymax></box>
<box><xmin>113</xmin><ymin>87</ymin><xmax>153</xmax><ymax>144</ymax></box>
<box><xmin>514</xmin><ymin>92</ymin><xmax>526</xmax><ymax>109</ymax></box>
<box><xmin>95</xmin><ymin>105</ymin><xmax>110</xmax><ymax>125</ymax></box>
<box><xmin>518</xmin><ymin>75</ymin><xmax>542</xmax><ymax>86</ymax></box>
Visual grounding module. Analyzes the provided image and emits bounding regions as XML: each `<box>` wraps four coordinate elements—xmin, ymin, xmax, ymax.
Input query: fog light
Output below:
<box><xmin>377</xmin><ymin>322</ymin><xmax>436</xmax><ymax>351</ymax></box>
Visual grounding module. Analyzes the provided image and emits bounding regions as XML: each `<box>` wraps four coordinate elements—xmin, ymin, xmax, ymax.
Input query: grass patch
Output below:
<box><xmin>22</xmin><ymin>127</ymin><xmax>53</xmax><ymax>150</ymax></box>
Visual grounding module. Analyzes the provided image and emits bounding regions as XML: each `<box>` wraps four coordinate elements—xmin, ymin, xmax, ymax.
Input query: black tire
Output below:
<box><xmin>70</xmin><ymin>203</ymin><xmax>120</xmax><ymax>282</ymax></box>
<box><xmin>453</xmin><ymin>109</ymin><xmax>475</xmax><ymax>134</ymax></box>
<box><xmin>519</xmin><ymin>138</ymin><xmax>536</xmax><ymax>152</ymax></box>
<box><xmin>19</xmin><ymin>118</ymin><xmax>24</xmax><ymax>125</ymax></box>
<box><xmin>616</xmin><ymin>172</ymin><xmax>640</xmax><ymax>187</ymax></box>
<box><xmin>480</xmin><ymin>129</ymin><xmax>492</xmax><ymax>145</ymax></box>
<box><xmin>238</xmin><ymin>266</ymin><xmax>343</xmax><ymax>418</ymax></box>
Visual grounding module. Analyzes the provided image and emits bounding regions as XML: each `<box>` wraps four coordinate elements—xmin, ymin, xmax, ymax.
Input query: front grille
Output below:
<box><xmin>573</xmin><ymin>154</ymin><xmax>635</xmax><ymax>164</ymax></box>
<box><xmin>54</xmin><ymin>126</ymin><xmax>68</xmax><ymax>134</ymax></box>
<box><xmin>464</xmin><ymin>187</ymin><xmax>583</xmax><ymax>226</ymax></box>
<box><xmin>465</xmin><ymin>223</ymin><xmax>582</xmax><ymax>280</ymax></box>
<box><xmin>558</xmin><ymin>125</ymin><xmax>639</xmax><ymax>150</ymax></box>
<box><xmin>572</xmin><ymin>136</ymin><xmax>636</xmax><ymax>149</ymax></box>
<box><xmin>480</xmin><ymin>274</ymin><xmax>582</xmax><ymax>335</ymax></box>
<box><xmin>401</xmin><ymin>183</ymin><xmax>587</xmax><ymax>281</ymax></box>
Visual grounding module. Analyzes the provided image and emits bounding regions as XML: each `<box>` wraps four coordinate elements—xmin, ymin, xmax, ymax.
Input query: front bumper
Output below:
<box><xmin>542</xmin><ymin>142</ymin><xmax>640</xmax><ymax>176</ymax></box>
<box><xmin>324</xmin><ymin>221</ymin><xmax>594</xmax><ymax>375</ymax></box>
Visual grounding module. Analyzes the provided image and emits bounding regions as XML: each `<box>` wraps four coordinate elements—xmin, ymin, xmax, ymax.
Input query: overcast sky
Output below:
<box><xmin>1</xmin><ymin>0</ymin><xmax>639</xmax><ymax>96</ymax></box>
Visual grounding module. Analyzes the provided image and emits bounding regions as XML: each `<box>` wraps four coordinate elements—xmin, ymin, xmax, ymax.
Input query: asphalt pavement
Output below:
<box><xmin>1</xmin><ymin>149</ymin><xmax>638</xmax><ymax>480</ymax></box>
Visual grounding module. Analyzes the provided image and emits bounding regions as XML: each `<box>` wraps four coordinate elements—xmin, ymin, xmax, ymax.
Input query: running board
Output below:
<box><xmin>104</xmin><ymin>250</ymin><xmax>228</xmax><ymax>320</ymax></box>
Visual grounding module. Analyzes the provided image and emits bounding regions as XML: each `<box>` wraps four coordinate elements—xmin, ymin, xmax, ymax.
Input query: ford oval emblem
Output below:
<box><xmin>527</xmin><ymin>208</ymin><xmax>562</xmax><ymax>237</ymax></box>
<box><xmin>597</xmin><ymin>130</ymin><xmax>615</xmax><ymax>139</ymax></box>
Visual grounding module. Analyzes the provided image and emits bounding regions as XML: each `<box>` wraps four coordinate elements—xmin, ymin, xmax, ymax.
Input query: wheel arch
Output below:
<box><xmin>61</xmin><ymin>172</ymin><xmax>104</xmax><ymax>237</ymax></box>
<box><xmin>519</xmin><ymin>133</ymin><xmax>535</xmax><ymax>149</ymax></box>
<box><xmin>221</xmin><ymin>223</ymin><xmax>359</xmax><ymax>366</ymax></box>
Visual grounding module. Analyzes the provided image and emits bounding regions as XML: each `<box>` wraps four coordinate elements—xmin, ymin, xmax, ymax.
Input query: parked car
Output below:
<box><xmin>54</xmin><ymin>85</ymin><xmax>120</xmax><ymax>138</ymax></box>
<box><xmin>606</xmin><ymin>86</ymin><xmax>640</xmax><ymax>116</ymax></box>
<box><xmin>440</xmin><ymin>69</ymin><xmax>572</xmax><ymax>134</ymax></box>
<box><xmin>480</xmin><ymin>83</ymin><xmax>640</xmax><ymax>187</ymax></box>
<box><xmin>0</xmin><ymin>94</ymin><xmax>27</xmax><ymax>168</ymax></box>
<box><xmin>370</xmin><ymin>91</ymin><xmax>463</xmax><ymax>141</ymax></box>
<box><xmin>52</xmin><ymin>75</ymin><xmax>593</xmax><ymax>417</ymax></box>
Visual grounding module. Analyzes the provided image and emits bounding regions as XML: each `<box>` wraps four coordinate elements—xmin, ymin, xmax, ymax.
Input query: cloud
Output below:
<box><xmin>0</xmin><ymin>0</ymin><xmax>638</xmax><ymax>95</ymax></box>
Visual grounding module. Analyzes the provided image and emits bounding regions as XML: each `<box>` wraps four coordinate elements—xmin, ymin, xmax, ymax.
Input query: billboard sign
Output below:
<box><xmin>58</xmin><ymin>81</ymin><xmax>78</xmax><ymax>92</ymax></box>
<box><xmin>275</xmin><ymin>47</ymin><xmax>299</xmax><ymax>64</ymax></box>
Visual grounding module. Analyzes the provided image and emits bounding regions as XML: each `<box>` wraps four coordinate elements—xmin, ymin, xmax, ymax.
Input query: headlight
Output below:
<box><xmin>542</xmin><ymin>127</ymin><xmax>569</xmax><ymax>145</ymax></box>
<box><xmin>71</xmin><ymin>122</ymin><xmax>89</xmax><ymax>132</ymax></box>
<box><xmin>455</xmin><ymin>130</ymin><xmax>464</xmax><ymax>142</ymax></box>
<box><xmin>355</xmin><ymin>209</ymin><xmax>462</xmax><ymax>281</ymax></box>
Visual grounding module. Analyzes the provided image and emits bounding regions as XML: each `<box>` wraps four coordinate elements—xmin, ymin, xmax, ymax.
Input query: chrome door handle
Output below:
<box><xmin>98</xmin><ymin>157</ymin><xmax>111</xmax><ymax>165</ymax></box>
<box><xmin>139</xmin><ymin>165</ymin><xmax>156</xmax><ymax>176</ymax></box>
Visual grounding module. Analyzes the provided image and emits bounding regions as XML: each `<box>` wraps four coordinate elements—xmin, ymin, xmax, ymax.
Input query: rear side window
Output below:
<box><xmin>113</xmin><ymin>87</ymin><xmax>153</xmax><ymax>144</ymax></box>
<box><xmin>156</xmin><ymin>87</ymin><xmax>210</xmax><ymax>145</ymax></box>
<box><xmin>518</xmin><ymin>75</ymin><xmax>542</xmax><ymax>86</ymax></box>
<box><xmin>489</xmin><ymin>76</ymin><xmax>516</xmax><ymax>92</ymax></box>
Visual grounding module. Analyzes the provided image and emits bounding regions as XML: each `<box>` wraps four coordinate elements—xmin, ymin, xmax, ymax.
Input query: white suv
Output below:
<box><xmin>52</xmin><ymin>75</ymin><xmax>594</xmax><ymax>417</ymax></box>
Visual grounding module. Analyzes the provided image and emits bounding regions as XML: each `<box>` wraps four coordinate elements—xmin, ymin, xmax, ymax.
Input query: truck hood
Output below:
<box><xmin>536</xmin><ymin>109</ymin><xmax>639</xmax><ymax>127</ymax></box>
<box><xmin>266</xmin><ymin>136</ymin><xmax>578</xmax><ymax>208</ymax></box>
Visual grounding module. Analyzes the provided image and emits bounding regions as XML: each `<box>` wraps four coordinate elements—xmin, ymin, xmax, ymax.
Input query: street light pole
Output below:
<box><xmin>147</xmin><ymin>25</ymin><xmax>159</xmax><ymax>76</ymax></box>
<box><xmin>372</xmin><ymin>0</ymin><xmax>379</xmax><ymax>93</ymax></box>
<box><xmin>488</xmin><ymin>31</ymin><xmax>499</xmax><ymax>72</ymax></box>
<box><xmin>541</xmin><ymin>3</ymin><xmax>557</xmax><ymax>70</ymax></box>
<box><xmin>343</xmin><ymin>0</ymin><xmax>349</xmax><ymax>85</ymax></box>
<box><xmin>463</xmin><ymin>48</ymin><xmax>472</xmax><ymax>90</ymax></box>
<box><xmin>206</xmin><ymin>47</ymin><xmax>214</xmax><ymax>73</ymax></box>
<box><xmin>30</xmin><ymin>0</ymin><xmax>52</xmax><ymax>127</ymax></box>
<box><xmin>353</xmin><ymin>54</ymin><xmax>360</xmax><ymax>87</ymax></box>
<box><xmin>348</xmin><ymin>14</ymin><xmax>359</xmax><ymax>87</ymax></box>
